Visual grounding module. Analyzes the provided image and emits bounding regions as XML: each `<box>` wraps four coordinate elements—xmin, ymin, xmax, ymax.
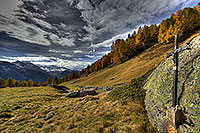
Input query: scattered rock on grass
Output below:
<box><xmin>66</xmin><ymin>89</ymin><xmax>97</xmax><ymax>98</ymax></box>
<box><xmin>79</xmin><ymin>89</ymin><xmax>97</xmax><ymax>97</ymax></box>
<box><xmin>66</xmin><ymin>90</ymin><xmax>80</xmax><ymax>98</ymax></box>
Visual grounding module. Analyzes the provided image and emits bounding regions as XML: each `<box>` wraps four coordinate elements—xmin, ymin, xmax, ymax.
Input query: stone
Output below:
<box><xmin>144</xmin><ymin>36</ymin><xmax>200</xmax><ymax>132</ymax></box>
<box><xmin>79</xmin><ymin>89</ymin><xmax>97</xmax><ymax>97</ymax></box>
<box><xmin>109</xmin><ymin>77</ymin><xmax>114</xmax><ymax>80</ymax></box>
<box><xmin>66</xmin><ymin>90</ymin><xmax>80</xmax><ymax>98</ymax></box>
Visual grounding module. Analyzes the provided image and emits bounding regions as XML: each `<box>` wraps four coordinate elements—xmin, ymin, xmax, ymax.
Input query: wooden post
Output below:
<box><xmin>166</xmin><ymin>33</ymin><xmax>191</xmax><ymax>129</ymax></box>
<box><xmin>173</xmin><ymin>33</ymin><xmax>179</xmax><ymax>107</ymax></box>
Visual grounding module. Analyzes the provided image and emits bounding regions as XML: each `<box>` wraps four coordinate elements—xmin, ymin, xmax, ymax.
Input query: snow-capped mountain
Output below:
<box><xmin>12</xmin><ymin>61</ymin><xmax>43</xmax><ymax>72</ymax></box>
<box><xmin>0</xmin><ymin>61</ymin><xmax>52</xmax><ymax>82</ymax></box>
<box><xmin>38</xmin><ymin>65</ymin><xmax>72</xmax><ymax>72</ymax></box>
<box><xmin>38</xmin><ymin>65</ymin><xmax>78</xmax><ymax>78</ymax></box>
<box><xmin>0</xmin><ymin>60</ymin><xmax>80</xmax><ymax>82</ymax></box>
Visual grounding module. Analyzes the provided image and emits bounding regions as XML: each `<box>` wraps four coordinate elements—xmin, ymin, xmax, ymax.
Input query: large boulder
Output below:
<box><xmin>66</xmin><ymin>90</ymin><xmax>80</xmax><ymax>98</ymax></box>
<box><xmin>79</xmin><ymin>89</ymin><xmax>97</xmax><ymax>97</ymax></box>
<box><xmin>66</xmin><ymin>89</ymin><xmax>97</xmax><ymax>98</ymax></box>
<box><xmin>144</xmin><ymin>36</ymin><xmax>200</xmax><ymax>132</ymax></box>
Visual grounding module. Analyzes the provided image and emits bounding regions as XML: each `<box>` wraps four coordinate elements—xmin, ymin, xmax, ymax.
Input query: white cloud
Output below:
<box><xmin>59</xmin><ymin>38</ymin><xmax>76</xmax><ymax>47</ymax></box>
<box><xmin>90</xmin><ymin>25</ymin><xmax>145</xmax><ymax>48</ymax></box>
<box><xmin>61</xmin><ymin>54</ymin><xmax>72</xmax><ymax>57</ymax></box>
<box><xmin>97</xmin><ymin>51</ymin><xmax>110</xmax><ymax>55</ymax></box>
<box><xmin>85</xmin><ymin>55</ymin><xmax>96</xmax><ymax>59</ymax></box>
<box><xmin>49</xmin><ymin>49</ymin><xmax>66</xmax><ymax>53</ymax></box>
<box><xmin>1</xmin><ymin>56</ymin><xmax>91</xmax><ymax>70</ymax></box>
<box><xmin>74</xmin><ymin>50</ymin><xmax>84</xmax><ymax>54</ymax></box>
<box><xmin>32</xmin><ymin>17</ymin><xmax>53</xmax><ymax>29</ymax></box>
<box><xmin>49</xmin><ymin>33</ymin><xmax>76</xmax><ymax>47</ymax></box>
<box><xmin>2</xmin><ymin>56</ymin><xmax>56</xmax><ymax>62</ymax></box>
<box><xmin>0</xmin><ymin>58</ymin><xmax>14</xmax><ymax>62</ymax></box>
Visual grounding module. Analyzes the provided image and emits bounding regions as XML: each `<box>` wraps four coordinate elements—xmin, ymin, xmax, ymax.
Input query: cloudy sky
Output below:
<box><xmin>0</xmin><ymin>0</ymin><xmax>199</xmax><ymax>71</ymax></box>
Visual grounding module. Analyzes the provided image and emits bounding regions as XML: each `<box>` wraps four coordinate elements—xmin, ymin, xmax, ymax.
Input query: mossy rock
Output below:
<box><xmin>144</xmin><ymin>36</ymin><xmax>200</xmax><ymax>132</ymax></box>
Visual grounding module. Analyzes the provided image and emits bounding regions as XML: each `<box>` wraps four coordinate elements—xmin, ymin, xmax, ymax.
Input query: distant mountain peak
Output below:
<box><xmin>12</xmin><ymin>60</ymin><xmax>43</xmax><ymax>71</ymax></box>
<box><xmin>0</xmin><ymin>60</ymin><xmax>51</xmax><ymax>82</ymax></box>
<box><xmin>0</xmin><ymin>60</ymin><xmax>80</xmax><ymax>82</ymax></box>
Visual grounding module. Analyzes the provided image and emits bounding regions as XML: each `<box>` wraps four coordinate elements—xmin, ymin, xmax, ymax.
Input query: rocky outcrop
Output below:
<box><xmin>66</xmin><ymin>85</ymin><xmax>115</xmax><ymax>98</ymax></box>
<box><xmin>66</xmin><ymin>90</ymin><xmax>80</xmax><ymax>98</ymax></box>
<box><xmin>66</xmin><ymin>89</ymin><xmax>97</xmax><ymax>98</ymax></box>
<box><xmin>79</xmin><ymin>89</ymin><xmax>98</xmax><ymax>97</ymax></box>
<box><xmin>144</xmin><ymin>36</ymin><xmax>200</xmax><ymax>132</ymax></box>
<box><xmin>75</xmin><ymin>85</ymin><xmax>115</xmax><ymax>91</ymax></box>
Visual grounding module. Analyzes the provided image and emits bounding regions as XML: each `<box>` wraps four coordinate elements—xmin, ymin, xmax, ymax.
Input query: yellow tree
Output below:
<box><xmin>158</xmin><ymin>20</ymin><xmax>169</xmax><ymax>43</ymax></box>
<box><xmin>194</xmin><ymin>2</ymin><xmax>200</xmax><ymax>13</ymax></box>
<box><xmin>27</xmin><ymin>80</ymin><xmax>34</xmax><ymax>87</ymax></box>
<box><xmin>173</xmin><ymin>10</ymin><xmax>183</xmax><ymax>36</ymax></box>
<box><xmin>165</xmin><ymin>25</ymin><xmax>175</xmax><ymax>43</ymax></box>
<box><xmin>181</xmin><ymin>8</ymin><xmax>200</xmax><ymax>34</ymax></box>
<box><xmin>149</xmin><ymin>24</ymin><xmax>159</xmax><ymax>43</ymax></box>
<box><xmin>135</xmin><ymin>26</ymin><xmax>143</xmax><ymax>44</ymax></box>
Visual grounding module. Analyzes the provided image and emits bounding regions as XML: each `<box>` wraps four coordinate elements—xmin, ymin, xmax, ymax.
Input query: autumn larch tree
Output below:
<box><xmin>53</xmin><ymin>77</ymin><xmax>59</xmax><ymax>85</ymax></box>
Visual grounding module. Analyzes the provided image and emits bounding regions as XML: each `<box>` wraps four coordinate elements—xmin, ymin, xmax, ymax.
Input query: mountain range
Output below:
<box><xmin>0</xmin><ymin>60</ymin><xmax>76</xmax><ymax>82</ymax></box>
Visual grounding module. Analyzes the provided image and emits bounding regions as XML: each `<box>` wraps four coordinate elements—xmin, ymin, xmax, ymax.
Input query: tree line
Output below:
<box><xmin>0</xmin><ymin>71</ymin><xmax>81</xmax><ymax>88</ymax></box>
<box><xmin>0</xmin><ymin>77</ymin><xmax>41</xmax><ymax>87</ymax></box>
<box><xmin>41</xmin><ymin>71</ymin><xmax>80</xmax><ymax>86</ymax></box>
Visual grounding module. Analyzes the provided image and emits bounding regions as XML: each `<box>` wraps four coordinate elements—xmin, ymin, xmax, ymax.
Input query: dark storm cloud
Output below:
<box><xmin>0</xmin><ymin>0</ymin><xmax>199</xmax><ymax>70</ymax></box>
<box><xmin>0</xmin><ymin>32</ymin><xmax>48</xmax><ymax>56</ymax></box>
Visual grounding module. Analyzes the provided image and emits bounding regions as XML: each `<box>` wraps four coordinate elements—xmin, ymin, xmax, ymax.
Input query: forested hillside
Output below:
<box><xmin>61</xmin><ymin>2</ymin><xmax>200</xmax><ymax>82</ymax></box>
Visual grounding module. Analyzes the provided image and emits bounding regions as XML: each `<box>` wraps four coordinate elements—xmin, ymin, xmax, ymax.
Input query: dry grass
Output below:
<box><xmin>0</xmin><ymin>86</ymin><xmax>154</xmax><ymax>132</ymax></box>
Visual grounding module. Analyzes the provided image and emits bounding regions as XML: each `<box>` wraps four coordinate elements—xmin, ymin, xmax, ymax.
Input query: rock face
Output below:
<box><xmin>144</xmin><ymin>36</ymin><xmax>200</xmax><ymax>132</ymax></box>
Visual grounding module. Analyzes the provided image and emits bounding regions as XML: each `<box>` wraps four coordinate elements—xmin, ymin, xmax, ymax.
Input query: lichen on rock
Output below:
<box><xmin>144</xmin><ymin>36</ymin><xmax>200</xmax><ymax>132</ymax></box>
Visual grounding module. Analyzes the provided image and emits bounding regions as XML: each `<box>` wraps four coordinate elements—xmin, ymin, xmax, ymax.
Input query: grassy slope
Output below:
<box><xmin>0</xmin><ymin>86</ymin><xmax>154</xmax><ymax>132</ymax></box>
<box><xmin>63</xmin><ymin>32</ymin><xmax>200</xmax><ymax>88</ymax></box>
<box><xmin>63</xmin><ymin>44</ymin><xmax>173</xmax><ymax>87</ymax></box>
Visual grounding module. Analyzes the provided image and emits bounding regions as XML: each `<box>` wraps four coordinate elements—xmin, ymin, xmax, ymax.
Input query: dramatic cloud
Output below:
<box><xmin>0</xmin><ymin>0</ymin><xmax>199</xmax><ymax>71</ymax></box>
